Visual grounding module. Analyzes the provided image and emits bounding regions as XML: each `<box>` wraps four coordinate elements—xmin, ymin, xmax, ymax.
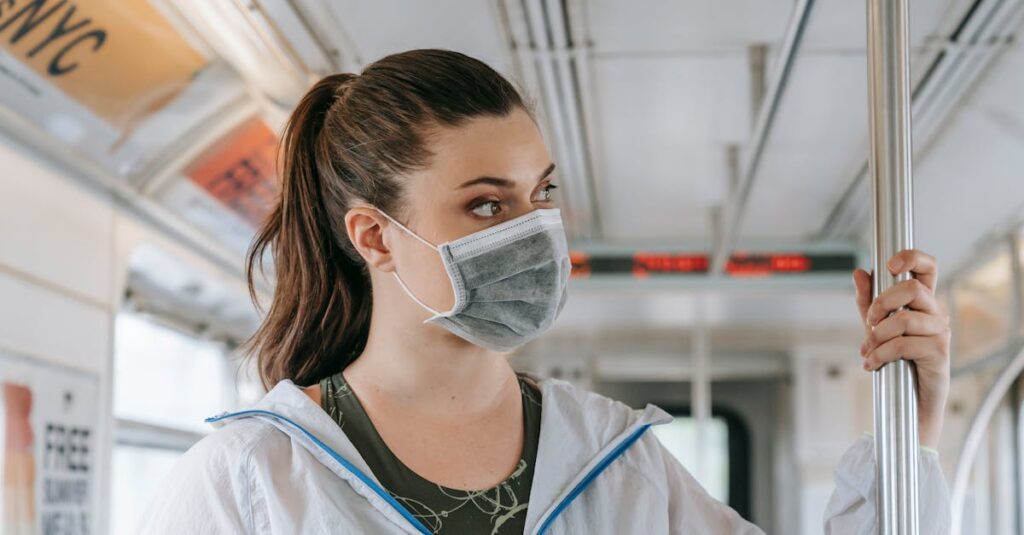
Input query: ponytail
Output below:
<box><xmin>242</xmin><ymin>50</ymin><xmax>529</xmax><ymax>389</ymax></box>
<box><xmin>244</xmin><ymin>73</ymin><xmax>372</xmax><ymax>388</ymax></box>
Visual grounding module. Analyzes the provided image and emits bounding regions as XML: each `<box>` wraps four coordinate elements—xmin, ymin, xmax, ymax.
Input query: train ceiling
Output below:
<box><xmin>1</xmin><ymin>0</ymin><xmax>1023</xmax><ymax>293</ymax></box>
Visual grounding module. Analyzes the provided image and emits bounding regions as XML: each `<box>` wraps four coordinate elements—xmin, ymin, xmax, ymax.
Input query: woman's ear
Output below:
<box><xmin>345</xmin><ymin>206</ymin><xmax>395</xmax><ymax>272</ymax></box>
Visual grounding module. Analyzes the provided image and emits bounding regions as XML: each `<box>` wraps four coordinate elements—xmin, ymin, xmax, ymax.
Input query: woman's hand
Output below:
<box><xmin>853</xmin><ymin>249</ymin><xmax>951</xmax><ymax>450</ymax></box>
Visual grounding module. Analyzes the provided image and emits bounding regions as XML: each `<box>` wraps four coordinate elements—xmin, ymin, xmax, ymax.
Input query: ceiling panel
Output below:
<box><xmin>591</xmin><ymin>55</ymin><xmax>750</xmax><ymax>240</ymax></box>
<box><xmin>801</xmin><ymin>0</ymin><xmax>962</xmax><ymax>51</ymax></box>
<box><xmin>914</xmin><ymin>38</ymin><xmax>1024</xmax><ymax>273</ymax></box>
<box><xmin>303</xmin><ymin>0</ymin><xmax>515</xmax><ymax>75</ymax></box>
<box><xmin>586</xmin><ymin>0</ymin><xmax>792</xmax><ymax>54</ymax></box>
<box><xmin>737</xmin><ymin>0</ymin><xmax>971</xmax><ymax>241</ymax></box>
<box><xmin>739</xmin><ymin>54</ymin><xmax>868</xmax><ymax>239</ymax></box>
<box><xmin>276</xmin><ymin>0</ymin><xmax>981</xmax><ymax>257</ymax></box>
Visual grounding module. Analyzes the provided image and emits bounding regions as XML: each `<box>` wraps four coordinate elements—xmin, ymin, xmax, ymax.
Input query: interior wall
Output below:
<box><xmin>789</xmin><ymin>343</ymin><xmax>874</xmax><ymax>534</ymax></box>
<box><xmin>0</xmin><ymin>130</ymin><xmax>117</xmax><ymax>535</ymax></box>
<box><xmin>0</xmin><ymin>129</ymin><xmax>251</xmax><ymax>534</ymax></box>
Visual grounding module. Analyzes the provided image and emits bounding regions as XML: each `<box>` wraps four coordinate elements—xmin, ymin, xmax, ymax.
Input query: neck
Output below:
<box><xmin>342</xmin><ymin>299</ymin><xmax>517</xmax><ymax>420</ymax></box>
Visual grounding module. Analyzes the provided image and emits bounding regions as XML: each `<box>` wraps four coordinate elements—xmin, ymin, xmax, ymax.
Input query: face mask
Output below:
<box><xmin>374</xmin><ymin>207</ymin><xmax>571</xmax><ymax>352</ymax></box>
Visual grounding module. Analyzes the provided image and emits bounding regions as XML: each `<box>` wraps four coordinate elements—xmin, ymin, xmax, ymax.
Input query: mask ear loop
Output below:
<box><xmin>372</xmin><ymin>208</ymin><xmax>452</xmax><ymax>321</ymax></box>
<box><xmin>375</xmin><ymin>209</ymin><xmax>439</xmax><ymax>251</ymax></box>
<box><xmin>390</xmin><ymin>271</ymin><xmax>443</xmax><ymax>318</ymax></box>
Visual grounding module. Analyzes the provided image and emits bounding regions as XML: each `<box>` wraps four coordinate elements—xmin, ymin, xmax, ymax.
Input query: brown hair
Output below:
<box><xmin>243</xmin><ymin>49</ymin><xmax>531</xmax><ymax>389</ymax></box>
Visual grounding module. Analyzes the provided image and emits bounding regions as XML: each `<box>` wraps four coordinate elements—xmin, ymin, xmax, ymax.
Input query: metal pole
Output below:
<box><xmin>692</xmin><ymin>296</ymin><xmax>710</xmax><ymax>486</ymax></box>
<box><xmin>867</xmin><ymin>0</ymin><xmax>919</xmax><ymax>533</ymax></box>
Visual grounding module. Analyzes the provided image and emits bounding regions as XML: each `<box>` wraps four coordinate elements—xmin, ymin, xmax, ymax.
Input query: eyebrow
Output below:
<box><xmin>457</xmin><ymin>162</ymin><xmax>556</xmax><ymax>189</ymax></box>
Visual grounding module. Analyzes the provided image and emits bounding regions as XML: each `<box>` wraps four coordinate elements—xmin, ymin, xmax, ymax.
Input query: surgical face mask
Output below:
<box><xmin>374</xmin><ymin>207</ymin><xmax>571</xmax><ymax>352</ymax></box>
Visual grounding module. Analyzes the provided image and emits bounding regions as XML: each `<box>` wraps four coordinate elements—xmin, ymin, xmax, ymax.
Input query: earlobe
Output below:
<box><xmin>345</xmin><ymin>207</ymin><xmax>395</xmax><ymax>272</ymax></box>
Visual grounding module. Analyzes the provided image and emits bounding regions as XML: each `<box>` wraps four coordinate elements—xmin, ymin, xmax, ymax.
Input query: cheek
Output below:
<box><xmin>394</xmin><ymin>240</ymin><xmax>456</xmax><ymax>312</ymax></box>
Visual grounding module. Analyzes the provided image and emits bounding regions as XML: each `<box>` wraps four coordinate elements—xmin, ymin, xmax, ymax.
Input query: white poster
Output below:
<box><xmin>1</xmin><ymin>354</ymin><xmax>100</xmax><ymax>535</ymax></box>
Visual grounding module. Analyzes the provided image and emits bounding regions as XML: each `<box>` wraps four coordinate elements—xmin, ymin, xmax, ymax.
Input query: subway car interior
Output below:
<box><xmin>2</xmin><ymin>0</ymin><xmax>1024</xmax><ymax>534</ymax></box>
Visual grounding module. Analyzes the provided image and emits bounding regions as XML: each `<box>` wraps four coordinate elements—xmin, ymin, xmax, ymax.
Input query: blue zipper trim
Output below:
<box><xmin>205</xmin><ymin>409</ymin><xmax>432</xmax><ymax>535</ymax></box>
<box><xmin>535</xmin><ymin>423</ymin><xmax>652</xmax><ymax>535</ymax></box>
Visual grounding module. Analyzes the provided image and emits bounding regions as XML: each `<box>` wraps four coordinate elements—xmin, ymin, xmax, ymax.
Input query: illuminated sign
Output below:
<box><xmin>569</xmin><ymin>252</ymin><xmax>856</xmax><ymax>278</ymax></box>
<box><xmin>184</xmin><ymin>117</ymin><xmax>280</xmax><ymax>228</ymax></box>
<box><xmin>0</xmin><ymin>0</ymin><xmax>207</xmax><ymax>132</ymax></box>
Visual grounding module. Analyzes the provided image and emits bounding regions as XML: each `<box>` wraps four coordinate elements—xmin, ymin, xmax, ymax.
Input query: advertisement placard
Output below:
<box><xmin>1</xmin><ymin>354</ymin><xmax>100</xmax><ymax>535</ymax></box>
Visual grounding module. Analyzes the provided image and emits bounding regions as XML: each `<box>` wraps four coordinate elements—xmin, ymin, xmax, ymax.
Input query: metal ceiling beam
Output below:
<box><xmin>691</xmin><ymin>297</ymin><xmax>711</xmax><ymax>486</ymax></box>
<box><xmin>817</xmin><ymin>0</ymin><xmax>1024</xmax><ymax>241</ymax></box>
<box><xmin>709</xmin><ymin>0</ymin><xmax>816</xmax><ymax>275</ymax></box>
<box><xmin>282</xmin><ymin>0</ymin><xmax>362</xmax><ymax>70</ymax></box>
<box><xmin>498</xmin><ymin>0</ymin><xmax>602</xmax><ymax>240</ymax></box>
<box><xmin>235</xmin><ymin>0</ymin><xmax>316</xmax><ymax>82</ymax></box>
<box><xmin>565</xmin><ymin>0</ymin><xmax>607</xmax><ymax>239</ymax></box>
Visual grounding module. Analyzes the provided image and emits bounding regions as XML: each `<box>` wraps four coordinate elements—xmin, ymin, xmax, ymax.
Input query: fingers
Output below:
<box><xmin>853</xmin><ymin>269</ymin><xmax>872</xmax><ymax>321</ymax></box>
<box><xmin>862</xmin><ymin>335</ymin><xmax>949</xmax><ymax>371</ymax></box>
<box><xmin>865</xmin><ymin>278</ymin><xmax>940</xmax><ymax>326</ymax></box>
<box><xmin>860</xmin><ymin>310</ymin><xmax>948</xmax><ymax>357</ymax></box>
<box><xmin>887</xmin><ymin>249</ymin><xmax>938</xmax><ymax>292</ymax></box>
<box><xmin>856</xmin><ymin>249</ymin><xmax>948</xmax><ymax>372</ymax></box>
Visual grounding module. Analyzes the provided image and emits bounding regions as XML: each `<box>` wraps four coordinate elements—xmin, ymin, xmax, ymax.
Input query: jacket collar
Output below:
<box><xmin>516</xmin><ymin>371</ymin><xmax>673</xmax><ymax>532</ymax></box>
<box><xmin>209</xmin><ymin>372</ymin><xmax>673</xmax><ymax>534</ymax></box>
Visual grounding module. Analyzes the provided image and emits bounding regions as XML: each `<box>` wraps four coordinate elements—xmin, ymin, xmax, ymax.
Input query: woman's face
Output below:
<box><xmin>383</xmin><ymin>106</ymin><xmax>559</xmax><ymax>315</ymax></box>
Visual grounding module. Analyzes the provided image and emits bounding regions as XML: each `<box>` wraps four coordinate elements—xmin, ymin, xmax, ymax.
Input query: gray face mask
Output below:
<box><xmin>374</xmin><ymin>207</ymin><xmax>571</xmax><ymax>352</ymax></box>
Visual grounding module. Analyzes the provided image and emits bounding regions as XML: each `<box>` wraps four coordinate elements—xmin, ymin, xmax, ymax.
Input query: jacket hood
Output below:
<box><xmin>207</xmin><ymin>370</ymin><xmax>673</xmax><ymax>534</ymax></box>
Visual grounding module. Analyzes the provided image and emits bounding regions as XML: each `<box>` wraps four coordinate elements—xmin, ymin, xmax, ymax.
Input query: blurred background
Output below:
<box><xmin>1</xmin><ymin>0</ymin><xmax>1024</xmax><ymax>533</ymax></box>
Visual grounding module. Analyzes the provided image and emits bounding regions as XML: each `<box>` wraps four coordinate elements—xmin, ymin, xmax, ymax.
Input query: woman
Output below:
<box><xmin>138</xmin><ymin>49</ymin><xmax>950</xmax><ymax>534</ymax></box>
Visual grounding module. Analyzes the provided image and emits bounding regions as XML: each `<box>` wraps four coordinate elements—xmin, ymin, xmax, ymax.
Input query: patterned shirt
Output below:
<box><xmin>319</xmin><ymin>370</ymin><xmax>542</xmax><ymax>534</ymax></box>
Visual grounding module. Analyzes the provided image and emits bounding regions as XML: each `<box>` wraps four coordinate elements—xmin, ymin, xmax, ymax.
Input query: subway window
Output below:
<box><xmin>951</xmin><ymin>246</ymin><xmax>1013</xmax><ymax>365</ymax></box>
<box><xmin>113</xmin><ymin>313</ymin><xmax>232</xmax><ymax>432</ymax></box>
<box><xmin>109</xmin><ymin>311</ymin><xmax>250</xmax><ymax>535</ymax></box>
<box><xmin>651</xmin><ymin>416</ymin><xmax>731</xmax><ymax>503</ymax></box>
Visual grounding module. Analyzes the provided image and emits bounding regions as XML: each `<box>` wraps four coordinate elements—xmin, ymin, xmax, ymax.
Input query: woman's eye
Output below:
<box><xmin>537</xmin><ymin>183</ymin><xmax>558</xmax><ymax>202</ymax></box>
<box><xmin>471</xmin><ymin>200</ymin><xmax>502</xmax><ymax>218</ymax></box>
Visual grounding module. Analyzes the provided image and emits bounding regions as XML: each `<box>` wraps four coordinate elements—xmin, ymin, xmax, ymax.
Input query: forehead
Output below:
<box><xmin>423</xmin><ymin>108</ymin><xmax>550</xmax><ymax>178</ymax></box>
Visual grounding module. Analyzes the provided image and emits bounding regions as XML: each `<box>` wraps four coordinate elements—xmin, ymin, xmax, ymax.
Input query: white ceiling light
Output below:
<box><xmin>158</xmin><ymin>0</ymin><xmax>314</xmax><ymax>109</ymax></box>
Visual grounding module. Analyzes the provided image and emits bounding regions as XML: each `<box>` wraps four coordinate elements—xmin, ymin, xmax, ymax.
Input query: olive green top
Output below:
<box><xmin>319</xmin><ymin>371</ymin><xmax>543</xmax><ymax>534</ymax></box>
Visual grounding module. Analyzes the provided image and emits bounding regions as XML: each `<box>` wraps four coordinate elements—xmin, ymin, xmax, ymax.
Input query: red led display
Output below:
<box><xmin>568</xmin><ymin>251</ymin><xmax>843</xmax><ymax>278</ymax></box>
<box><xmin>569</xmin><ymin>251</ymin><xmax>591</xmax><ymax>278</ymax></box>
<box><xmin>633</xmin><ymin>253</ymin><xmax>708</xmax><ymax>277</ymax></box>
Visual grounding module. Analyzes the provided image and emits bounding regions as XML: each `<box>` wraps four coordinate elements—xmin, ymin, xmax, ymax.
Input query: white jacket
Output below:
<box><xmin>137</xmin><ymin>372</ymin><xmax>950</xmax><ymax>534</ymax></box>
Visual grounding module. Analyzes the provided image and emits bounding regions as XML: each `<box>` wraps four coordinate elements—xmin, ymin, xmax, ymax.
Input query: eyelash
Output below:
<box><xmin>469</xmin><ymin>184</ymin><xmax>558</xmax><ymax>218</ymax></box>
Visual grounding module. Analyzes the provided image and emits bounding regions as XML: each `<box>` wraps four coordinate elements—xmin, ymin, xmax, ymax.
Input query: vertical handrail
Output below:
<box><xmin>950</xmin><ymin>345</ymin><xmax>1024</xmax><ymax>534</ymax></box>
<box><xmin>866</xmin><ymin>0</ymin><xmax>920</xmax><ymax>533</ymax></box>
<box><xmin>692</xmin><ymin>296</ymin><xmax>710</xmax><ymax>485</ymax></box>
